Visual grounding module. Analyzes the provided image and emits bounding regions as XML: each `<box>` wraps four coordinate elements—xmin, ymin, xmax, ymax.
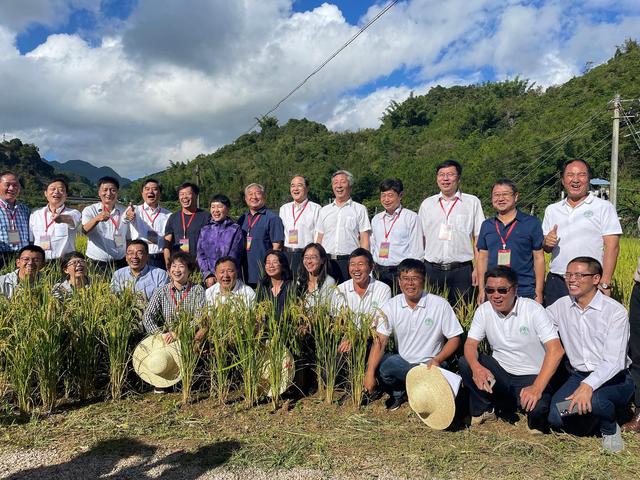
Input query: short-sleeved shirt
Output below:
<box><xmin>164</xmin><ymin>209</ymin><xmax>210</xmax><ymax>258</ymax></box>
<box><xmin>110</xmin><ymin>264</ymin><xmax>169</xmax><ymax>301</ymax></box>
<box><xmin>371</xmin><ymin>206</ymin><xmax>423</xmax><ymax>266</ymax></box>
<box><xmin>129</xmin><ymin>203</ymin><xmax>171</xmax><ymax>255</ymax></box>
<box><xmin>29</xmin><ymin>205</ymin><xmax>82</xmax><ymax>260</ymax></box>
<box><xmin>0</xmin><ymin>200</ymin><xmax>30</xmax><ymax>253</ymax></box>
<box><xmin>477</xmin><ymin>210</ymin><xmax>543</xmax><ymax>296</ymax></box>
<box><xmin>238</xmin><ymin>207</ymin><xmax>285</xmax><ymax>284</ymax></box>
<box><xmin>334</xmin><ymin>277</ymin><xmax>391</xmax><ymax>326</ymax></box>
<box><xmin>316</xmin><ymin>199</ymin><xmax>371</xmax><ymax>256</ymax></box>
<box><xmin>377</xmin><ymin>292</ymin><xmax>463</xmax><ymax>364</ymax></box>
<box><xmin>205</xmin><ymin>280</ymin><xmax>256</xmax><ymax>308</ymax></box>
<box><xmin>82</xmin><ymin>202</ymin><xmax>130</xmax><ymax>262</ymax></box>
<box><xmin>279</xmin><ymin>199</ymin><xmax>321</xmax><ymax>249</ymax></box>
<box><xmin>468</xmin><ymin>297</ymin><xmax>558</xmax><ymax>376</ymax></box>
<box><xmin>542</xmin><ymin>193</ymin><xmax>622</xmax><ymax>274</ymax></box>
<box><xmin>418</xmin><ymin>191</ymin><xmax>485</xmax><ymax>263</ymax></box>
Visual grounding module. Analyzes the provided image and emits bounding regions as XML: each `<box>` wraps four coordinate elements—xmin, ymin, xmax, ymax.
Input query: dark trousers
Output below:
<box><xmin>424</xmin><ymin>261</ymin><xmax>473</xmax><ymax>306</ymax></box>
<box><xmin>147</xmin><ymin>253</ymin><xmax>166</xmax><ymax>270</ymax></box>
<box><xmin>543</xmin><ymin>273</ymin><xmax>569</xmax><ymax>306</ymax></box>
<box><xmin>284</xmin><ymin>250</ymin><xmax>304</xmax><ymax>283</ymax></box>
<box><xmin>629</xmin><ymin>282</ymin><xmax>640</xmax><ymax>407</ymax></box>
<box><xmin>459</xmin><ymin>354</ymin><xmax>552</xmax><ymax>431</ymax></box>
<box><xmin>89</xmin><ymin>258</ymin><xmax>127</xmax><ymax>276</ymax></box>
<box><xmin>374</xmin><ymin>264</ymin><xmax>399</xmax><ymax>295</ymax></box>
<box><xmin>329</xmin><ymin>257</ymin><xmax>350</xmax><ymax>284</ymax></box>
<box><xmin>377</xmin><ymin>353</ymin><xmax>418</xmax><ymax>401</ymax></box>
<box><xmin>548</xmin><ymin>369</ymin><xmax>634</xmax><ymax>435</ymax></box>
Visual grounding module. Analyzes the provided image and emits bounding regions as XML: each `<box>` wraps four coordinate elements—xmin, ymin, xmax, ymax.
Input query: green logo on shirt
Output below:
<box><xmin>584</xmin><ymin>210</ymin><xmax>594</xmax><ymax>218</ymax></box>
<box><xmin>425</xmin><ymin>318</ymin><xmax>434</xmax><ymax>327</ymax></box>
<box><xmin>519</xmin><ymin>326</ymin><xmax>529</xmax><ymax>336</ymax></box>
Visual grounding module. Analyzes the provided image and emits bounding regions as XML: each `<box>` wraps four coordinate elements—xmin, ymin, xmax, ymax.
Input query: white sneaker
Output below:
<box><xmin>471</xmin><ymin>409</ymin><xmax>497</xmax><ymax>426</ymax></box>
<box><xmin>602</xmin><ymin>424</ymin><xmax>624</xmax><ymax>453</ymax></box>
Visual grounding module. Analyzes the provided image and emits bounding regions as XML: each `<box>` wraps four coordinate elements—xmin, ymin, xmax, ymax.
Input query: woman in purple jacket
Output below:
<box><xmin>197</xmin><ymin>194</ymin><xmax>244</xmax><ymax>287</ymax></box>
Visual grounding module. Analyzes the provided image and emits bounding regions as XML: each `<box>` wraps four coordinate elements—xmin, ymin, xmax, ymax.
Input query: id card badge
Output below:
<box><xmin>179</xmin><ymin>237</ymin><xmax>190</xmax><ymax>252</ymax></box>
<box><xmin>438</xmin><ymin>223</ymin><xmax>453</xmax><ymax>241</ymax></box>
<box><xmin>379</xmin><ymin>241</ymin><xmax>390</xmax><ymax>259</ymax></box>
<box><xmin>246</xmin><ymin>236</ymin><xmax>253</xmax><ymax>251</ymax></box>
<box><xmin>39</xmin><ymin>235</ymin><xmax>52</xmax><ymax>251</ymax></box>
<box><xmin>114</xmin><ymin>232</ymin><xmax>124</xmax><ymax>248</ymax></box>
<box><xmin>146</xmin><ymin>230</ymin><xmax>158</xmax><ymax>244</ymax></box>
<box><xmin>288</xmin><ymin>229</ymin><xmax>299</xmax><ymax>245</ymax></box>
<box><xmin>497</xmin><ymin>249</ymin><xmax>511</xmax><ymax>266</ymax></box>
<box><xmin>8</xmin><ymin>229</ymin><xmax>20</xmax><ymax>245</ymax></box>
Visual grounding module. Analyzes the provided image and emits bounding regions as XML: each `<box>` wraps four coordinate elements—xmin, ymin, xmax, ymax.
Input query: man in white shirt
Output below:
<box><xmin>371</xmin><ymin>178</ymin><xmax>422</xmax><ymax>292</ymax></box>
<box><xmin>418</xmin><ymin>160</ymin><xmax>484</xmax><ymax>305</ymax></box>
<box><xmin>279</xmin><ymin>175</ymin><xmax>321</xmax><ymax>279</ymax></box>
<box><xmin>546</xmin><ymin>256</ymin><xmax>634</xmax><ymax>452</ymax></box>
<box><xmin>316</xmin><ymin>170</ymin><xmax>371</xmax><ymax>283</ymax></box>
<box><xmin>542</xmin><ymin>159</ymin><xmax>622</xmax><ymax>306</ymax></box>
<box><xmin>205</xmin><ymin>256</ymin><xmax>255</xmax><ymax>308</ymax></box>
<box><xmin>128</xmin><ymin>178</ymin><xmax>171</xmax><ymax>269</ymax></box>
<box><xmin>460</xmin><ymin>266</ymin><xmax>564</xmax><ymax>432</ymax></box>
<box><xmin>29</xmin><ymin>178</ymin><xmax>81</xmax><ymax>261</ymax></box>
<box><xmin>364</xmin><ymin>258</ymin><xmax>462</xmax><ymax>411</ymax></box>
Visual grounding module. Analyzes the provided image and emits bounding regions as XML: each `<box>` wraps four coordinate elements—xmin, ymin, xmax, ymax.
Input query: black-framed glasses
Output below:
<box><xmin>485</xmin><ymin>286</ymin><xmax>513</xmax><ymax>295</ymax></box>
<box><xmin>563</xmin><ymin>272</ymin><xmax>597</xmax><ymax>280</ymax></box>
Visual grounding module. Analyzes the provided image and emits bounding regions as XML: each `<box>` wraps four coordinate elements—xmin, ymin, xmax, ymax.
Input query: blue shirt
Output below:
<box><xmin>110</xmin><ymin>264</ymin><xmax>169</xmax><ymax>301</ymax></box>
<box><xmin>477</xmin><ymin>210</ymin><xmax>543</xmax><ymax>297</ymax></box>
<box><xmin>0</xmin><ymin>200</ymin><xmax>30</xmax><ymax>252</ymax></box>
<box><xmin>238</xmin><ymin>207</ymin><xmax>284</xmax><ymax>284</ymax></box>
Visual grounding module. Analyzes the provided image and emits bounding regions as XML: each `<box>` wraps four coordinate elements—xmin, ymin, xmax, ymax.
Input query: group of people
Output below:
<box><xmin>0</xmin><ymin>156</ymin><xmax>638</xmax><ymax>452</ymax></box>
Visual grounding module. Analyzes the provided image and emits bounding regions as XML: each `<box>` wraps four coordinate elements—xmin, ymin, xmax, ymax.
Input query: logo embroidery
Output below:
<box><xmin>519</xmin><ymin>326</ymin><xmax>529</xmax><ymax>336</ymax></box>
<box><xmin>584</xmin><ymin>210</ymin><xmax>594</xmax><ymax>218</ymax></box>
<box><xmin>425</xmin><ymin>318</ymin><xmax>434</xmax><ymax>327</ymax></box>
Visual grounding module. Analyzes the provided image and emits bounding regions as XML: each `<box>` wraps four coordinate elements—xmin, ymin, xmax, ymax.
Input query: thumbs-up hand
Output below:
<box><xmin>544</xmin><ymin>224</ymin><xmax>560</xmax><ymax>249</ymax></box>
<box><xmin>125</xmin><ymin>201</ymin><xmax>135</xmax><ymax>222</ymax></box>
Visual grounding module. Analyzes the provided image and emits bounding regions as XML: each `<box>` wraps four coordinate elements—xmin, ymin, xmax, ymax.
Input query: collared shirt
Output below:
<box><xmin>468</xmin><ymin>297</ymin><xmax>559</xmax><ymax>376</ymax></box>
<box><xmin>129</xmin><ymin>203</ymin><xmax>171</xmax><ymax>255</ymax></box>
<box><xmin>164</xmin><ymin>209</ymin><xmax>210</xmax><ymax>258</ymax></box>
<box><xmin>279</xmin><ymin>199</ymin><xmax>322</xmax><ymax>248</ymax></box>
<box><xmin>0</xmin><ymin>270</ymin><xmax>20</xmax><ymax>298</ymax></box>
<box><xmin>546</xmin><ymin>290</ymin><xmax>631</xmax><ymax>390</ymax></box>
<box><xmin>317</xmin><ymin>199</ymin><xmax>371</xmax><ymax>255</ymax></box>
<box><xmin>82</xmin><ymin>202</ymin><xmax>130</xmax><ymax>262</ymax></box>
<box><xmin>196</xmin><ymin>217</ymin><xmax>244</xmax><ymax>280</ymax></box>
<box><xmin>0</xmin><ymin>199</ymin><xmax>30</xmax><ymax>252</ymax></box>
<box><xmin>542</xmin><ymin>193</ymin><xmax>622</xmax><ymax>274</ymax></box>
<box><xmin>205</xmin><ymin>279</ymin><xmax>256</xmax><ymax>308</ymax></box>
<box><xmin>142</xmin><ymin>282</ymin><xmax>206</xmax><ymax>333</ymax></box>
<box><xmin>334</xmin><ymin>277</ymin><xmax>391</xmax><ymax>326</ymax></box>
<box><xmin>52</xmin><ymin>278</ymin><xmax>91</xmax><ymax>301</ymax></box>
<box><xmin>377</xmin><ymin>292</ymin><xmax>463</xmax><ymax>364</ymax></box>
<box><xmin>302</xmin><ymin>275</ymin><xmax>336</xmax><ymax>311</ymax></box>
<box><xmin>29</xmin><ymin>205</ymin><xmax>81</xmax><ymax>260</ymax></box>
<box><xmin>238</xmin><ymin>207</ymin><xmax>285</xmax><ymax>284</ymax></box>
<box><xmin>110</xmin><ymin>264</ymin><xmax>169</xmax><ymax>302</ymax></box>
<box><xmin>371</xmin><ymin>206</ymin><xmax>423</xmax><ymax>266</ymax></box>
<box><xmin>418</xmin><ymin>191</ymin><xmax>484</xmax><ymax>263</ymax></box>
<box><xmin>476</xmin><ymin>210</ymin><xmax>543</xmax><ymax>296</ymax></box>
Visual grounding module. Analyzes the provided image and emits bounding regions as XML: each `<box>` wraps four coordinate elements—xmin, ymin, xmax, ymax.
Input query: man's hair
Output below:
<box><xmin>567</xmin><ymin>256</ymin><xmax>603</xmax><ymax>276</ymax></box>
<box><xmin>47</xmin><ymin>177</ymin><xmax>70</xmax><ymax>194</ymax></box>
<box><xmin>177</xmin><ymin>182</ymin><xmax>199</xmax><ymax>196</ymax></box>
<box><xmin>209</xmin><ymin>194</ymin><xmax>231</xmax><ymax>209</ymax></box>
<box><xmin>98</xmin><ymin>176</ymin><xmax>120</xmax><ymax>190</ymax></box>
<box><xmin>142</xmin><ymin>178</ymin><xmax>161</xmax><ymax>191</ymax></box>
<box><xmin>291</xmin><ymin>175</ymin><xmax>310</xmax><ymax>187</ymax></box>
<box><xmin>0</xmin><ymin>170</ymin><xmax>20</xmax><ymax>183</ymax></box>
<box><xmin>436</xmin><ymin>160</ymin><xmax>462</xmax><ymax>176</ymax></box>
<box><xmin>484</xmin><ymin>266</ymin><xmax>518</xmax><ymax>286</ymax></box>
<box><xmin>244</xmin><ymin>183</ymin><xmax>265</xmax><ymax>196</ymax></box>
<box><xmin>127</xmin><ymin>239</ymin><xmax>149</xmax><ymax>254</ymax></box>
<box><xmin>332</xmin><ymin>170</ymin><xmax>354</xmax><ymax>187</ymax></box>
<box><xmin>492</xmin><ymin>178</ymin><xmax>518</xmax><ymax>195</ymax></box>
<box><xmin>349</xmin><ymin>247</ymin><xmax>373</xmax><ymax>268</ymax></box>
<box><xmin>562</xmin><ymin>158</ymin><xmax>592</xmax><ymax>178</ymax></box>
<box><xmin>17</xmin><ymin>244</ymin><xmax>46</xmax><ymax>261</ymax></box>
<box><xmin>60</xmin><ymin>251</ymin><xmax>85</xmax><ymax>278</ymax></box>
<box><xmin>397</xmin><ymin>258</ymin><xmax>426</xmax><ymax>278</ymax></box>
<box><xmin>215</xmin><ymin>255</ymin><xmax>238</xmax><ymax>271</ymax></box>
<box><xmin>379</xmin><ymin>178</ymin><xmax>404</xmax><ymax>194</ymax></box>
<box><xmin>168</xmin><ymin>251</ymin><xmax>198</xmax><ymax>272</ymax></box>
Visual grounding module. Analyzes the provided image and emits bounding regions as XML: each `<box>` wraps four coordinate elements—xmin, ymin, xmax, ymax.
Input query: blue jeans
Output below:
<box><xmin>548</xmin><ymin>369</ymin><xmax>634</xmax><ymax>435</ymax></box>
<box><xmin>377</xmin><ymin>353</ymin><xmax>419</xmax><ymax>400</ymax></box>
<box><xmin>458</xmin><ymin>354</ymin><xmax>552</xmax><ymax>431</ymax></box>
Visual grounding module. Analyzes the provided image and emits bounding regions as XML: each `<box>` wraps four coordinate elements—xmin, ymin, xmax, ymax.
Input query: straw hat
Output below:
<box><xmin>406</xmin><ymin>364</ymin><xmax>455</xmax><ymax>430</ymax></box>
<box><xmin>132</xmin><ymin>334</ymin><xmax>182</xmax><ymax>388</ymax></box>
<box><xmin>257</xmin><ymin>348</ymin><xmax>295</xmax><ymax>398</ymax></box>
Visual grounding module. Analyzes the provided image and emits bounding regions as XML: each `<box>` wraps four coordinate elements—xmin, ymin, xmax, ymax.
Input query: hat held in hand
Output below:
<box><xmin>406</xmin><ymin>364</ymin><xmax>456</xmax><ymax>430</ymax></box>
<box><xmin>133</xmin><ymin>334</ymin><xmax>182</xmax><ymax>388</ymax></box>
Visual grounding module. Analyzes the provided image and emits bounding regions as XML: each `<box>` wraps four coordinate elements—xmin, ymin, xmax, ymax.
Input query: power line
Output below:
<box><xmin>245</xmin><ymin>0</ymin><xmax>400</xmax><ymax>134</ymax></box>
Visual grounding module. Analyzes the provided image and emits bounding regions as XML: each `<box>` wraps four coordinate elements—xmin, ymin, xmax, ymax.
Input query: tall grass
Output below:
<box><xmin>174</xmin><ymin>309</ymin><xmax>205</xmax><ymax>404</ymax></box>
<box><xmin>232</xmin><ymin>303</ymin><xmax>266</xmax><ymax>406</ymax></box>
<box><xmin>203</xmin><ymin>301</ymin><xmax>235</xmax><ymax>405</ymax></box>
<box><xmin>343</xmin><ymin>310</ymin><xmax>375</xmax><ymax>409</ymax></box>
<box><xmin>309</xmin><ymin>301</ymin><xmax>343</xmax><ymax>404</ymax></box>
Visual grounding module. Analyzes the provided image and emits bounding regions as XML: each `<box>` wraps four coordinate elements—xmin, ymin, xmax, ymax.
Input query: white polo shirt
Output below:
<box><xmin>129</xmin><ymin>203</ymin><xmax>171</xmax><ymax>255</ymax></box>
<box><xmin>205</xmin><ymin>280</ymin><xmax>256</xmax><ymax>308</ymax></box>
<box><xmin>29</xmin><ymin>205</ymin><xmax>81</xmax><ymax>260</ymax></box>
<box><xmin>468</xmin><ymin>297</ymin><xmax>559</xmax><ymax>376</ymax></box>
<box><xmin>279</xmin><ymin>199</ymin><xmax>321</xmax><ymax>249</ymax></box>
<box><xmin>82</xmin><ymin>202</ymin><xmax>130</xmax><ymax>262</ymax></box>
<box><xmin>542</xmin><ymin>193</ymin><xmax>622</xmax><ymax>274</ymax></box>
<box><xmin>371</xmin><ymin>206</ymin><xmax>423</xmax><ymax>266</ymax></box>
<box><xmin>317</xmin><ymin>199</ymin><xmax>371</xmax><ymax>256</ymax></box>
<box><xmin>546</xmin><ymin>291</ymin><xmax>631</xmax><ymax>390</ymax></box>
<box><xmin>377</xmin><ymin>292</ymin><xmax>462</xmax><ymax>364</ymax></box>
<box><xmin>334</xmin><ymin>277</ymin><xmax>391</xmax><ymax>325</ymax></box>
<box><xmin>418</xmin><ymin>191</ymin><xmax>484</xmax><ymax>263</ymax></box>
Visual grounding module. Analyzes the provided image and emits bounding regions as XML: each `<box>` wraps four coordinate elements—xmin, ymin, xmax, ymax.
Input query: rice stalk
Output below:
<box><xmin>309</xmin><ymin>300</ymin><xmax>344</xmax><ymax>404</ymax></box>
<box><xmin>344</xmin><ymin>310</ymin><xmax>375</xmax><ymax>409</ymax></box>
<box><xmin>175</xmin><ymin>308</ymin><xmax>205</xmax><ymax>404</ymax></box>
<box><xmin>204</xmin><ymin>301</ymin><xmax>236</xmax><ymax>405</ymax></box>
<box><xmin>232</xmin><ymin>303</ymin><xmax>266</xmax><ymax>406</ymax></box>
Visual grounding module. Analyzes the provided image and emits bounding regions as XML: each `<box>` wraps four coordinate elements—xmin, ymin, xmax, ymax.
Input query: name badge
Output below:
<box><xmin>114</xmin><ymin>232</ymin><xmax>124</xmax><ymax>248</ymax></box>
<box><xmin>497</xmin><ymin>249</ymin><xmax>511</xmax><ymax>267</ymax></box>
<box><xmin>246</xmin><ymin>236</ymin><xmax>253</xmax><ymax>251</ymax></box>
<box><xmin>39</xmin><ymin>235</ymin><xmax>52</xmax><ymax>251</ymax></box>
<box><xmin>288</xmin><ymin>229</ymin><xmax>299</xmax><ymax>245</ymax></box>
<box><xmin>179</xmin><ymin>237</ymin><xmax>190</xmax><ymax>252</ymax></box>
<box><xmin>438</xmin><ymin>223</ymin><xmax>453</xmax><ymax>241</ymax></box>
<box><xmin>379</xmin><ymin>241</ymin><xmax>390</xmax><ymax>259</ymax></box>
<box><xmin>8</xmin><ymin>229</ymin><xmax>20</xmax><ymax>245</ymax></box>
<box><xmin>146</xmin><ymin>230</ymin><xmax>158</xmax><ymax>244</ymax></box>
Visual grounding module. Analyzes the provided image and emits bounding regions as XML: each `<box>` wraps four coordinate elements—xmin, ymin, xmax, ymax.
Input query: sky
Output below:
<box><xmin>1</xmin><ymin>1</ymin><xmax>639</xmax><ymax>178</ymax></box>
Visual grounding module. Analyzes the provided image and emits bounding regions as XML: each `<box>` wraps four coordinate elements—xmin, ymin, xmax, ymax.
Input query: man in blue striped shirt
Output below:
<box><xmin>0</xmin><ymin>171</ymin><xmax>30</xmax><ymax>270</ymax></box>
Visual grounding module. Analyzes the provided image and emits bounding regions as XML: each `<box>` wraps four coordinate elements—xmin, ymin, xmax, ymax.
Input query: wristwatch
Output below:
<box><xmin>598</xmin><ymin>283</ymin><xmax>611</xmax><ymax>290</ymax></box>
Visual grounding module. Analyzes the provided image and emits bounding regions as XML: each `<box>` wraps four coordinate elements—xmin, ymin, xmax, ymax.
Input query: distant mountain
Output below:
<box><xmin>47</xmin><ymin>159</ymin><xmax>131</xmax><ymax>187</ymax></box>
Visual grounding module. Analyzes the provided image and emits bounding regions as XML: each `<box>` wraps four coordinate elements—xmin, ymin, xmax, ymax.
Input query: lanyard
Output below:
<box><xmin>181</xmin><ymin>210</ymin><xmax>196</xmax><ymax>238</ymax></box>
<box><xmin>247</xmin><ymin>213</ymin><xmax>261</xmax><ymax>235</ymax></box>
<box><xmin>103</xmin><ymin>205</ymin><xmax>121</xmax><ymax>230</ymax></box>
<box><xmin>291</xmin><ymin>200</ymin><xmax>309</xmax><ymax>228</ymax></box>
<box><xmin>143</xmin><ymin>205</ymin><xmax>161</xmax><ymax>227</ymax></box>
<box><xmin>495</xmin><ymin>219</ymin><xmax>518</xmax><ymax>249</ymax></box>
<box><xmin>438</xmin><ymin>197</ymin><xmax>459</xmax><ymax>222</ymax></box>
<box><xmin>1</xmin><ymin>202</ymin><xmax>18</xmax><ymax>228</ymax></box>
<box><xmin>170</xmin><ymin>283</ymin><xmax>191</xmax><ymax>310</ymax></box>
<box><xmin>44</xmin><ymin>206</ymin><xmax>62</xmax><ymax>232</ymax></box>
<box><xmin>383</xmin><ymin>207</ymin><xmax>402</xmax><ymax>240</ymax></box>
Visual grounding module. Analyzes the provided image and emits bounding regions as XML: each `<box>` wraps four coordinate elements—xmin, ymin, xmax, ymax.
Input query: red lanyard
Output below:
<box><xmin>495</xmin><ymin>219</ymin><xmax>518</xmax><ymax>249</ymax></box>
<box><xmin>103</xmin><ymin>205</ymin><xmax>121</xmax><ymax>230</ymax></box>
<box><xmin>383</xmin><ymin>207</ymin><xmax>402</xmax><ymax>240</ymax></box>
<box><xmin>143</xmin><ymin>205</ymin><xmax>160</xmax><ymax>227</ymax></box>
<box><xmin>291</xmin><ymin>201</ymin><xmax>308</xmax><ymax>228</ymax></box>
<box><xmin>181</xmin><ymin>210</ymin><xmax>196</xmax><ymax>238</ymax></box>
<box><xmin>44</xmin><ymin>207</ymin><xmax>62</xmax><ymax>232</ymax></box>
<box><xmin>247</xmin><ymin>213</ymin><xmax>261</xmax><ymax>235</ymax></box>
<box><xmin>1</xmin><ymin>202</ymin><xmax>18</xmax><ymax>227</ymax></box>
<box><xmin>170</xmin><ymin>283</ymin><xmax>191</xmax><ymax>310</ymax></box>
<box><xmin>438</xmin><ymin>197</ymin><xmax>459</xmax><ymax>221</ymax></box>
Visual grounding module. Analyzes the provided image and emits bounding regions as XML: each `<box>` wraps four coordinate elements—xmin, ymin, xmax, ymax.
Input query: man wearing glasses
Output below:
<box><xmin>418</xmin><ymin>160</ymin><xmax>484</xmax><ymax>305</ymax></box>
<box><xmin>542</xmin><ymin>159</ymin><xmax>621</xmax><ymax>306</ymax></box>
<box><xmin>110</xmin><ymin>239</ymin><xmax>169</xmax><ymax>302</ymax></box>
<box><xmin>0</xmin><ymin>245</ymin><xmax>46</xmax><ymax>298</ymax></box>
<box><xmin>459</xmin><ymin>266</ymin><xmax>564</xmax><ymax>432</ymax></box>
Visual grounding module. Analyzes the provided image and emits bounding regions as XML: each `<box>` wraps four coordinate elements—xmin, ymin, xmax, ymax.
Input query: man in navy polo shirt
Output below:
<box><xmin>476</xmin><ymin>179</ymin><xmax>544</xmax><ymax>304</ymax></box>
<box><xmin>238</xmin><ymin>183</ymin><xmax>284</xmax><ymax>287</ymax></box>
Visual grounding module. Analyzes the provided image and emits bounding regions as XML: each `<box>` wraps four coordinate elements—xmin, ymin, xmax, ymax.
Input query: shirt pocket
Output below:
<box><xmin>52</xmin><ymin>223</ymin><xmax>69</xmax><ymax>238</ymax></box>
<box><xmin>453</xmin><ymin>214</ymin><xmax>469</xmax><ymax>233</ymax></box>
<box><xmin>343</xmin><ymin>215</ymin><xmax>357</xmax><ymax>231</ymax></box>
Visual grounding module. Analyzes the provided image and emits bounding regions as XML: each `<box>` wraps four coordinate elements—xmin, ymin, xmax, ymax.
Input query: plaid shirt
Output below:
<box><xmin>0</xmin><ymin>200</ymin><xmax>30</xmax><ymax>252</ymax></box>
<box><xmin>142</xmin><ymin>282</ymin><xmax>205</xmax><ymax>333</ymax></box>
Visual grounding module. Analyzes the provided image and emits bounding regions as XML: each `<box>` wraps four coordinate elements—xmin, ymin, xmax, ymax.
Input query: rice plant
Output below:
<box><xmin>232</xmin><ymin>303</ymin><xmax>266</xmax><ymax>406</ymax></box>
<box><xmin>174</xmin><ymin>308</ymin><xmax>205</xmax><ymax>404</ymax></box>
<box><xmin>204</xmin><ymin>301</ymin><xmax>236</xmax><ymax>405</ymax></box>
<box><xmin>309</xmin><ymin>301</ymin><xmax>344</xmax><ymax>404</ymax></box>
<box><xmin>343</xmin><ymin>310</ymin><xmax>376</xmax><ymax>409</ymax></box>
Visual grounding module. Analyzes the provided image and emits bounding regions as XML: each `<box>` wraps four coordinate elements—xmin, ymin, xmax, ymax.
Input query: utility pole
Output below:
<box><xmin>610</xmin><ymin>95</ymin><xmax>620</xmax><ymax>208</ymax></box>
<box><xmin>194</xmin><ymin>164</ymin><xmax>201</xmax><ymax>209</ymax></box>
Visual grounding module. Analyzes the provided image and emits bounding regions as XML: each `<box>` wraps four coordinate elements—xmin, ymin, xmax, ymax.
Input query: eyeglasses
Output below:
<box><xmin>492</xmin><ymin>193</ymin><xmax>514</xmax><ymax>199</ymax></box>
<box><xmin>437</xmin><ymin>173</ymin><xmax>458</xmax><ymax>179</ymax></box>
<box><xmin>303</xmin><ymin>255</ymin><xmax>320</xmax><ymax>261</ymax></box>
<box><xmin>485</xmin><ymin>286</ymin><xmax>513</xmax><ymax>294</ymax></box>
<box><xmin>399</xmin><ymin>276</ymin><xmax>423</xmax><ymax>284</ymax></box>
<box><xmin>127</xmin><ymin>251</ymin><xmax>146</xmax><ymax>257</ymax></box>
<box><xmin>66</xmin><ymin>260</ymin><xmax>86</xmax><ymax>267</ymax></box>
<box><xmin>19</xmin><ymin>257</ymin><xmax>42</xmax><ymax>264</ymax></box>
<box><xmin>563</xmin><ymin>272</ymin><xmax>597</xmax><ymax>280</ymax></box>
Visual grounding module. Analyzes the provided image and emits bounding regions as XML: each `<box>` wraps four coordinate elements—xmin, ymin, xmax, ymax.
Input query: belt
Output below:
<box><xmin>149</xmin><ymin>253</ymin><xmax>164</xmax><ymax>259</ymax></box>
<box><xmin>375</xmin><ymin>264</ymin><xmax>398</xmax><ymax>271</ymax></box>
<box><xmin>426</xmin><ymin>260</ymin><xmax>472</xmax><ymax>271</ymax></box>
<box><xmin>329</xmin><ymin>254</ymin><xmax>350</xmax><ymax>260</ymax></box>
<box><xmin>284</xmin><ymin>247</ymin><xmax>304</xmax><ymax>253</ymax></box>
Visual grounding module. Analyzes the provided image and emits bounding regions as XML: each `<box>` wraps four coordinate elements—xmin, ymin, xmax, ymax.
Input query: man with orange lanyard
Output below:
<box><xmin>418</xmin><ymin>160</ymin><xmax>485</xmax><ymax>305</ymax></box>
<box><xmin>239</xmin><ymin>183</ymin><xmax>284</xmax><ymax>287</ymax></box>
<box><xmin>82</xmin><ymin>176</ymin><xmax>131</xmax><ymax>273</ymax></box>
<box><xmin>0</xmin><ymin>171</ymin><xmax>30</xmax><ymax>270</ymax></box>
<box><xmin>476</xmin><ymin>179</ymin><xmax>545</xmax><ymax>303</ymax></box>
<box><xmin>279</xmin><ymin>175</ymin><xmax>321</xmax><ymax>279</ymax></box>
<box><xmin>371</xmin><ymin>178</ymin><xmax>422</xmax><ymax>292</ymax></box>
<box><xmin>162</xmin><ymin>182</ymin><xmax>209</xmax><ymax>270</ymax></box>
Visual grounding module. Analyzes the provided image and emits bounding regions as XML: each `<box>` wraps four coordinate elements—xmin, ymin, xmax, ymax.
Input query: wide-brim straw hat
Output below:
<box><xmin>406</xmin><ymin>364</ymin><xmax>455</xmax><ymax>430</ymax></box>
<box><xmin>132</xmin><ymin>334</ymin><xmax>182</xmax><ymax>388</ymax></box>
<box><xmin>257</xmin><ymin>348</ymin><xmax>295</xmax><ymax>398</ymax></box>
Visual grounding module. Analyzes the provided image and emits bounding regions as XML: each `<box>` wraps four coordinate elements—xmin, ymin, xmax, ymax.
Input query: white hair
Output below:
<box><xmin>244</xmin><ymin>183</ymin><xmax>265</xmax><ymax>196</ymax></box>
<box><xmin>331</xmin><ymin>170</ymin><xmax>354</xmax><ymax>187</ymax></box>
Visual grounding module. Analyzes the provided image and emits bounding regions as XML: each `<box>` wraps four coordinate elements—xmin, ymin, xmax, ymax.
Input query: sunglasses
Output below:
<box><xmin>485</xmin><ymin>286</ymin><xmax>513</xmax><ymax>295</ymax></box>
